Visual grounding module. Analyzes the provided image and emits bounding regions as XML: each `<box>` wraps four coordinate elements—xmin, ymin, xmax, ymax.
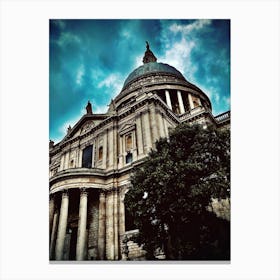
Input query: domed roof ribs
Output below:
<box><xmin>142</xmin><ymin>41</ymin><xmax>157</xmax><ymax>64</ymax></box>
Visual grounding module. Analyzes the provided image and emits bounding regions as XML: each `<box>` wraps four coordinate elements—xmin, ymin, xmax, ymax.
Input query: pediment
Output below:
<box><xmin>119</xmin><ymin>121</ymin><xmax>135</xmax><ymax>136</ymax></box>
<box><xmin>81</xmin><ymin>120</ymin><xmax>96</xmax><ymax>134</ymax></box>
<box><xmin>60</xmin><ymin>114</ymin><xmax>109</xmax><ymax>143</ymax></box>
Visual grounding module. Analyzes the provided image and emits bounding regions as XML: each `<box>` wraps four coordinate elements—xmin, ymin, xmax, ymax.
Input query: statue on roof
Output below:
<box><xmin>143</xmin><ymin>41</ymin><xmax>157</xmax><ymax>64</ymax></box>
<box><xmin>86</xmin><ymin>100</ymin><xmax>93</xmax><ymax>114</ymax></box>
<box><xmin>49</xmin><ymin>140</ymin><xmax>54</xmax><ymax>149</ymax></box>
<box><xmin>146</xmin><ymin>41</ymin><xmax>150</xmax><ymax>50</ymax></box>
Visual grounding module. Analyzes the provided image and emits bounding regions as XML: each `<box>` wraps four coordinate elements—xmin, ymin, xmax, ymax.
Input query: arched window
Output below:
<box><xmin>98</xmin><ymin>146</ymin><xmax>103</xmax><ymax>161</ymax></box>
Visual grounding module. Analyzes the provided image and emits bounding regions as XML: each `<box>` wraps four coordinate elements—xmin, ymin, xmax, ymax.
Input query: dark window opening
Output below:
<box><xmin>125</xmin><ymin>152</ymin><xmax>133</xmax><ymax>164</ymax></box>
<box><xmin>182</xmin><ymin>91</ymin><xmax>190</xmax><ymax>112</ymax></box>
<box><xmin>125</xmin><ymin>206</ymin><xmax>136</xmax><ymax>231</ymax></box>
<box><xmin>170</xmin><ymin>90</ymin><xmax>180</xmax><ymax>114</ymax></box>
<box><xmin>193</xmin><ymin>96</ymin><xmax>200</xmax><ymax>108</ymax></box>
<box><xmin>69</xmin><ymin>227</ymin><xmax>78</xmax><ymax>260</ymax></box>
<box><xmin>82</xmin><ymin>145</ymin><xmax>93</xmax><ymax>168</ymax></box>
<box><xmin>157</xmin><ymin>91</ymin><xmax>167</xmax><ymax>104</ymax></box>
<box><xmin>193</xmin><ymin>100</ymin><xmax>198</xmax><ymax>107</ymax></box>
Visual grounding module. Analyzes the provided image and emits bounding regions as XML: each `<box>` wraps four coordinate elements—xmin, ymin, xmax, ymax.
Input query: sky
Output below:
<box><xmin>50</xmin><ymin>19</ymin><xmax>230</xmax><ymax>143</ymax></box>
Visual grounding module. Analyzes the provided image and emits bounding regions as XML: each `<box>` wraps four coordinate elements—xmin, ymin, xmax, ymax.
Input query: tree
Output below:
<box><xmin>124</xmin><ymin>123</ymin><xmax>230</xmax><ymax>260</ymax></box>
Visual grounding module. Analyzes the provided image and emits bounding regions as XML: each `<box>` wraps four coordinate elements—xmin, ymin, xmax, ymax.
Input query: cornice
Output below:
<box><xmin>49</xmin><ymin>158</ymin><xmax>145</xmax><ymax>188</ymax></box>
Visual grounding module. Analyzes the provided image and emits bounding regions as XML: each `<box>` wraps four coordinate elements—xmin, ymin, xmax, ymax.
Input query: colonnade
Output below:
<box><xmin>164</xmin><ymin>90</ymin><xmax>200</xmax><ymax>114</ymax></box>
<box><xmin>49</xmin><ymin>187</ymin><xmax>125</xmax><ymax>261</ymax></box>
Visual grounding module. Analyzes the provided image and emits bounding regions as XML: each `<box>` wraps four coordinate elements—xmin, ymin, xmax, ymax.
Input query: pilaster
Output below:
<box><xmin>113</xmin><ymin>189</ymin><xmax>119</xmax><ymax>260</ymax></box>
<box><xmin>136</xmin><ymin>113</ymin><xmax>144</xmax><ymax>157</ymax></box>
<box><xmin>143</xmin><ymin>110</ymin><xmax>152</xmax><ymax>153</ymax></box>
<box><xmin>150</xmin><ymin>105</ymin><xmax>158</xmax><ymax>147</ymax></box>
<box><xmin>98</xmin><ymin>191</ymin><xmax>106</xmax><ymax>260</ymax></box>
<box><xmin>105</xmin><ymin>190</ymin><xmax>114</xmax><ymax>260</ymax></box>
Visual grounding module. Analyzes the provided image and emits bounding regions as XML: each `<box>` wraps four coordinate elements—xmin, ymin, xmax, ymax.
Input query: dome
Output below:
<box><xmin>123</xmin><ymin>62</ymin><xmax>186</xmax><ymax>89</ymax></box>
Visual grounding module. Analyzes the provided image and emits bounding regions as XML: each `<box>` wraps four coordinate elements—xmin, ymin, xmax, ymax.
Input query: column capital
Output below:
<box><xmin>80</xmin><ymin>187</ymin><xmax>88</xmax><ymax>196</ymax></box>
<box><xmin>99</xmin><ymin>190</ymin><xmax>106</xmax><ymax>198</ymax></box>
<box><xmin>61</xmin><ymin>189</ymin><xmax>68</xmax><ymax>198</ymax></box>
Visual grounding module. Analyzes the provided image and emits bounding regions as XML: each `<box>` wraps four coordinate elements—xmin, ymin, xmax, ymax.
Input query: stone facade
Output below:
<box><xmin>49</xmin><ymin>44</ymin><xmax>230</xmax><ymax>261</ymax></box>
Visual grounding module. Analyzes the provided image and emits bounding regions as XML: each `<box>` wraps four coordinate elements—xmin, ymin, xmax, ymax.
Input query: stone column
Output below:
<box><xmin>163</xmin><ymin>116</ymin><xmax>169</xmax><ymax>138</ymax></box>
<box><xmin>103</xmin><ymin>131</ymin><xmax>108</xmax><ymax>169</ymax></box>
<box><xmin>98</xmin><ymin>191</ymin><xmax>106</xmax><ymax>260</ymax></box>
<box><xmin>188</xmin><ymin>93</ymin><xmax>194</xmax><ymax>110</ymax></box>
<box><xmin>60</xmin><ymin>154</ymin><xmax>65</xmax><ymax>171</ymax></box>
<box><xmin>49</xmin><ymin>195</ymin><xmax>55</xmax><ymax>238</ymax></box>
<box><xmin>49</xmin><ymin>208</ymin><xmax>59</xmax><ymax>259</ymax></box>
<box><xmin>177</xmin><ymin>90</ymin><xmax>185</xmax><ymax>114</ymax></box>
<box><xmin>76</xmin><ymin>188</ymin><xmax>88</xmax><ymax>261</ymax></box>
<box><xmin>114</xmin><ymin>189</ymin><xmax>119</xmax><ymax>260</ymax></box>
<box><xmin>113</xmin><ymin>124</ymin><xmax>118</xmax><ymax>169</ymax></box>
<box><xmin>91</xmin><ymin>143</ymin><xmax>95</xmax><ymax>168</ymax></box>
<box><xmin>55</xmin><ymin>190</ymin><xmax>69</xmax><ymax>260</ymax></box>
<box><xmin>78</xmin><ymin>150</ymin><xmax>83</xmax><ymax>167</ymax></box>
<box><xmin>106</xmin><ymin>190</ymin><xmax>114</xmax><ymax>260</ymax></box>
<box><xmin>108</xmin><ymin>129</ymin><xmax>114</xmax><ymax>168</ymax></box>
<box><xmin>157</xmin><ymin>111</ymin><xmax>165</xmax><ymax>138</ymax></box>
<box><xmin>64</xmin><ymin>152</ymin><xmax>69</xmax><ymax>169</ymax></box>
<box><xmin>165</xmin><ymin>90</ymin><xmax>172</xmax><ymax>109</ymax></box>
<box><xmin>132</xmin><ymin>133</ymin><xmax>138</xmax><ymax>163</ymax></box>
<box><xmin>118</xmin><ymin>136</ymin><xmax>123</xmax><ymax>168</ymax></box>
<box><xmin>150</xmin><ymin>105</ymin><xmax>158</xmax><ymax>146</ymax></box>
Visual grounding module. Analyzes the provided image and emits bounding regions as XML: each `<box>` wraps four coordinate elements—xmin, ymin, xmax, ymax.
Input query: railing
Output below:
<box><xmin>215</xmin><ymin>111</ymin><xmax>230</xmax><ymax>123</ymax></box>
<box><xmin>179</xmin><ymin>106</ymin><xmax>205</xmax><ymax>122</ymax></box>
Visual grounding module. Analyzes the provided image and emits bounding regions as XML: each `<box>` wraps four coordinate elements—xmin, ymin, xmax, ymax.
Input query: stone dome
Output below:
<box><xmin>114</xmin><ymin>42</ymin><xmax>212</xmax><ymax>113</ymax></box>
<box><xmin>122</xmin><ymin>62</ymin><xmax>187</xmax><ymax>89</ymax></box>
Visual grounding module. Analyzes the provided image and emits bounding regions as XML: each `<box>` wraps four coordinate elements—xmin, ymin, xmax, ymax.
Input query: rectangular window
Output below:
<box><xmin>125</xmin><ymin>152</ymin><xmax>133</xmax><ymax>164</ymax></box>
<box><xmin>126</xmin><ymin>134</ymin><xmax>132</xmax><ymax>150</ymax></box>
<box><xmin>82</xmin><ymin>145</ymin><xmax>93</xmax><ymax>168</ymax></box>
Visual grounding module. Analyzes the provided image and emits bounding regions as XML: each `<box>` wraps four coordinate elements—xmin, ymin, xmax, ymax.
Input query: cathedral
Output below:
<box><xmin>49</xmin><ymin>42</ymin><xmax>230</xmax><ymax>261</ymax></box>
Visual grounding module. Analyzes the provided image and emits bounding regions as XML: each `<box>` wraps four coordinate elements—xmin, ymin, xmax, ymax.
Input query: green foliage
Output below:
<box><xmin>125</xmin><ymin>123</ymin><xmax>230</xmax><ymax>260</ymax></box>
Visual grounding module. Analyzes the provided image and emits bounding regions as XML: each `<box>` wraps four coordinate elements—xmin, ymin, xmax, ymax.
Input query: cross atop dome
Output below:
<box><xmin>142</xmin><ymin>41</ymin><xmax>157</xmax><ymax>64</ymax></box>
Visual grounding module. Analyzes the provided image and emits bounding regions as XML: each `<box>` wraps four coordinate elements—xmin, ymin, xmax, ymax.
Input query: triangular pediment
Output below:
<box><xmin>119</xmin><ymin>121</ymin><xmax>135</xmax><ymax>135</ymax></box>
<box><xmin>59</xmin><ymin>113</ymin><xmax>109</xmax><ymax>144</ymax></box>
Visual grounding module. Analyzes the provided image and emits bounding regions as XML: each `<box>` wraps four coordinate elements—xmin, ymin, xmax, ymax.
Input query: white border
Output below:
<box><xmin>0</xmin><ymin>1</ymin><xmax>279</xmax><ymax>279</ymax></box>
